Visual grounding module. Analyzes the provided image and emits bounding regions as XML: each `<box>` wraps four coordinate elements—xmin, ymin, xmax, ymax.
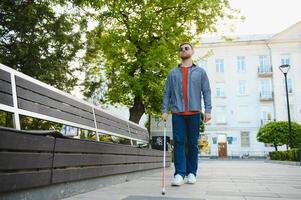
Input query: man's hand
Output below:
<box><xmin>161</xmin><ymin>113</ymin><xmax>168</xmax><ymax>121</ymax></box>
<box><xmin>204</xmin><ymin>112</ymin><xmax>211</xmax><ymax>123</ymax></box>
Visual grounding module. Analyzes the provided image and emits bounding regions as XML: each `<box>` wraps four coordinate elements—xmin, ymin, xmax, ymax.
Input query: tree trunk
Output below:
<box><xmin>129</xmin><ymin>96</ymin><xmax>145</xmax><ymax>124</ymax></box>
<box><xmin>274</xmin><ymin>143</ymin><xmax>278</xmax><ymax>151</ymax></box>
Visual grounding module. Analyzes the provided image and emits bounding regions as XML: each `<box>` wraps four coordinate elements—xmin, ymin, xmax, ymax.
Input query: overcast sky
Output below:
<box><xmin>211</xmin><ymin>0</ymin><xmax>301</xmax><ymax>36</ymax></box>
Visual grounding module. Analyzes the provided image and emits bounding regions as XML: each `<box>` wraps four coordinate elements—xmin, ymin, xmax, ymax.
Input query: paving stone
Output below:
<box><xmin>63</xmin><ymin>160</ymin><xmax>301</xmax><ymax>200</ymax></box>
<box><xmin>122</xmin><ymin>196</ymin><xmax>205</xmax><ymax>200</ymax></box>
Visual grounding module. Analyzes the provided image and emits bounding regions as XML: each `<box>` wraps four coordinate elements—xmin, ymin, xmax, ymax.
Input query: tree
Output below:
<box><xmin>80</xmin><ymin>0</ymin><xmax>238</xmax><ymax>123</ymax></box>
<box><xmin>0</xmin><ymin>110</ymin><xmax>14</xmax><ymax>128</ymax></box>
<box><xmin>20</xmin><ymin>115</ymin><xmax>63</xmax><ymax>131</ymax></box>
<box><xmin>257</xmin><ymin>121</ymin><xmax>301</xmax><ymax>151</ymax></box>
<box><xmin>0</xmin><ymin>0</ymin><xmax>87</xmax><ymax>92</ymax></box>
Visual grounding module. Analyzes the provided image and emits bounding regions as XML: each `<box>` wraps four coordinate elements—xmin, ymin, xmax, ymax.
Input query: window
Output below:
<box><xmin>259</xmin><ymin>55</ymin><xmax>270</xmax><ymax>72</ymax></box>
<box><xmin>282</xmin><ymin>78</ymin><xmax>293</xmax><ymax>93</ymax></box>
<box><xmin>198</xmin><ymin>60</ymin><xmax>207</xmax><ymax>72</ymax></box>
<box><xmin>281</xmin><ymin>54</ymin><xmax>290</xmax><ymax>65</ymax></box>
<box><xmin>237</xmin><ymin>56</ymin><xmax>245</xmax><ymax>72</ymax></box>
<box><xmin>261</xmin><ymin>109</ymin><xmax>272</xmax><ymax>125</ymax></box>
<box><xmin>237</xmin><ymin>105</ymin><xmax>249</xmax><ymax>122</ymax></box>
<box><xmin>216</xmin><ymin>83</ymin><xmax>225</xmax><ymax>97</ymax></box>
<box><xmin>260</xmin><ymin>80</ymin><xmax>270</xmax><ymax>91</ymax></box>
<box><xmin>260</xmin><ymin>79</ymin><xmax>272</xmax><ymax>97</ymax></box>
<box><xmin>212</xmin><ymin>137</ymin><xmax>217</xmax><ymax>144</ymax></box>
<box><xmin>241</xmin><ymin>132</ymin><xmax>250</xmax><ymax>147</ymax></box>
<box><xmin>215</xmin><ymin>59</ymin><xmax>224</xmax><ymax>73</ymax></box>
<box><xmin>215</xmin><ymin>106</ymin><xmax>227</xmax><ymax>124</ymax></box>
<box><xmin>216</xmin><ymin>88</ymin><xmax>225</xmax><ymax>97</ymax></box>
<box><xmin>227</xmin><ymin>137</ymin><xmax>233</xmax><ymax>144</ymax></box>
<box><xmin>238</xmin><ymin>80</ymin><xmax>246</xmax><ymax>95</ymax></box>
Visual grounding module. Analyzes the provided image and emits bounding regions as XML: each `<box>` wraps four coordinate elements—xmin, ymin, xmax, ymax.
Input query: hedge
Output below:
<box><xmin>269</xmin><ymin>148</ymin><xmax>300</xmax><ymax>161</ymax></box>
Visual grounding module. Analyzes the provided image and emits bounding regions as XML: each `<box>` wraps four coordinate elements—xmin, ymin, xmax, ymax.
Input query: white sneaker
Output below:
<box><xmin>171</xmin><ymin>174</ymin><xmax>185</xmax><ymax>186</ymax></box>
<box><xmin>187</xmin><ymin>173</ymin><xmax>196</xmax><ymax>184</ymax></box>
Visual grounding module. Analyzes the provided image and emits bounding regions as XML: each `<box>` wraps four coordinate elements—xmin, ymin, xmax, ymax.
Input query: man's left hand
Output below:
<box><xmin>204</xmin><ymin>113</ymin><xmax>211</xmax><ymax>123</ymax></box>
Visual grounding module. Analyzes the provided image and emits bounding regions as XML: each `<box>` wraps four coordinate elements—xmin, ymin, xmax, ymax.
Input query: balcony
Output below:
<box><xmin>259</xmin><ymin>91</ymin><xmax>274</xmax><ymax>101</ymax></box>
<box><xmin>258</xmin><ymin>66</ymin><xmax>273</xmax><ymax>77</ymax></box>
<box><xmin>260</xmin><ymin>119</ymin><xmax>272</xmax><ymax>126</ymax></box>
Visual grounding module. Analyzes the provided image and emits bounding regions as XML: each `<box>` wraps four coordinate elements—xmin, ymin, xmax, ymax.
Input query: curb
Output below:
<box><xmin>264</xmin><ymin>159</ymin><xmax>301</xmax><ymax>166</ymax></box>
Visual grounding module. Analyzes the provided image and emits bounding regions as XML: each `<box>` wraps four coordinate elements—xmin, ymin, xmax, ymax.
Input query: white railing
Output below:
<box><xmin>258</xmin><ymin>66</ymin><xmax>273</xmax><ymax>74</ymax></box>
<box><xmin>260</xmin><ymin>91</ymin><xmax>274</xmax><ymax>100</ymax></box>
<box><xmin>0</xmin><ymin>63</ymin><xmax>148</xmax><ymax>143</ymax></box>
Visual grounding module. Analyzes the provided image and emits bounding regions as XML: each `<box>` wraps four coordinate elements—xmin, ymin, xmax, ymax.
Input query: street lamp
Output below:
<box><xmin>279</xmin><ymin>64</ymin><xmax>292</xmax><ymax>149</ymax></box>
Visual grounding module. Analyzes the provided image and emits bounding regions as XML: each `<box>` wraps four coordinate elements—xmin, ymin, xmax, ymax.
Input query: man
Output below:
<box><xmin>162</xmin><ymin>43</ymin><xmax>212</xmax><ymax>186</ymax></box>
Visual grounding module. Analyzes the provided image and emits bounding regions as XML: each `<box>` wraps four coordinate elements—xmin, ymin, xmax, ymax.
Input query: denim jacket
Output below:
<box><xmin>162</xmin><ymin>64</ymin><xmax>212</xmax><ymax>114</ymax></box>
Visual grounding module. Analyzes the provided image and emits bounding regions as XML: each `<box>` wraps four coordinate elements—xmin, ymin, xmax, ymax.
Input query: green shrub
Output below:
<box><xmin>257</xmin><ymin>121</ymin><xmax>301</xmax><ymax>151</ymax></box>
<box><xmin>269</xmin><ymin>148</ymin><xmax>300</xmax><ymax>161</ymax></box>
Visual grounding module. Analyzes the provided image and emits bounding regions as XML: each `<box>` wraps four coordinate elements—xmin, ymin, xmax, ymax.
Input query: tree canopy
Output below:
<box><xmin>0</xmin><ymin>0</ymin><xmax>87</xmax><ymax>92</ymax></box>
<box><xmin>257</xmin><ymin>121</ymin><xmax>301</xmax><ymax>151</ymax></box>
<box><xmin>80</xmin><ymin>0</ymin><xmax>238</xmax><ymax>123</ymax></box>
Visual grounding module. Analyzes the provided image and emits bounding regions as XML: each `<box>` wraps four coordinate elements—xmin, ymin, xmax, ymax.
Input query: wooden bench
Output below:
<box><xmin>0</xmin><ymin>63</ymin><xmax>172</xmax><ymax>194</ymax></box>
<box><xmin>0</xmin><ymin>127</ymin><xmax>171</xmax><ymax>193</ymax></box>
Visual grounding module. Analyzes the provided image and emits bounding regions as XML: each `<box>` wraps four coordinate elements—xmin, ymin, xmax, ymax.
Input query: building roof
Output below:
<box><xmin>199</xmin><ymin>21</ymin><xmax>301</xmax><ymax>45</ymax></box>
<box><xmin>270</xmin><ymin>21</ymin><xmax>301</xmax><ymax>41</ymax></box>
<box><xmin>200</xmin><ymin>34</ymin><xmax>274</xmax><ymax>44</ymax></box>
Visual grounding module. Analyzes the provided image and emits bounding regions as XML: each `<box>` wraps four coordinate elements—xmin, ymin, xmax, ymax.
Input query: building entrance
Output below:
<box><xmin>218</xmin><ymin>142</ymin><xmax>227</xmax><ymax>158</ymax></box>
<box><xmin>217</xmin><ymin>134</ymin><xmax>227</xmax><ymax>158</ymax></box>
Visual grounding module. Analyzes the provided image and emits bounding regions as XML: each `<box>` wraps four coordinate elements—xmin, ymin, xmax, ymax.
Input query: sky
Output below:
<box><xmin>212</xmin><ymin>0</ymin><xmax>301</xmax><ymax>36</ymax></box>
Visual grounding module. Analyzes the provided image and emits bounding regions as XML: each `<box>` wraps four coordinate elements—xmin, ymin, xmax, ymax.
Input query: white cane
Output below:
<box><xmin>161</xmin><ymin>121</ymin><xmax>167</xmax><ymax>195</ymax></box>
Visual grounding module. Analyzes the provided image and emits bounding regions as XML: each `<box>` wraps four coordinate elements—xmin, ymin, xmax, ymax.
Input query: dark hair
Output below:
<box><xmin>179</xmin><ymin>43</ymin><xmax>193</xmax><ymax>49</ymax></box>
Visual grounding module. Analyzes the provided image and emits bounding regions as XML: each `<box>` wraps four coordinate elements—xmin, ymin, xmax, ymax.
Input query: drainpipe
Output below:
<box><xmin>265</xmin><ymin>41</ymin><xmax>277</xmax><ymax>121</ymax></box>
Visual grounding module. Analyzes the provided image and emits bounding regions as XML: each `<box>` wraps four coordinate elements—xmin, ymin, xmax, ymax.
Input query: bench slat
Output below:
<box><xmin>0</xmin><ymin>170</ymin><xmax>51</xmax><ymax>193</ymax></box>
<box><xmin>17</xmin><ymin>87</ymin><xmax>94</xmax><ymax>120</ymax></box>
<box><xmin>0</xmin><ymin>92</ymin><xmax>13</xmax><ymax>106</ymax></box>
<box><xmin>0</xmin><ymin>152</ymin><xmax>52</xmax><ymax>170</ymax></box>
<box><xmin>95</xmin><ymin>115</ymin><xmax>129</xmax><ymax>132</ymax></box>
<box><xmin>18</xmin><ymin>98</ymin><xmax>95</xmax><ymax>127</ymax></box>
<box><xmin>0</xmin><ymin>69</ymin><xmax>11</xmax><ymax>82</ymax></box>
<box><xmin>0</xmin><ymin>79</ymin><xmax>12</xmax><ymax>94</ymax></box>
<box><xmin>15</xmin><ymin>77</ymin><xmax>92</xmax><ymax>112</ymax></box>
<box><xmin>95</xmin><ymin>110</ymin><xmax>129</xmax><ymax>125</ymax></box>
<box><xmin>52</xmin><ymin>164</ymin><xmax>139</xmax><ymax>183</ymax></box>
<box><xmin>52</xmin><ymin>162</ymin><xmax>165</xmax><ymax>184</ymax></box>
<box><xmin>97</xmin><ymin>122</ymin><xmax>130</xmax><ymax>137</ymax></box>
<box><xmin>53</xmin><ymin>154</ymin><xmax>164</xmax><ymax>168</ymax></box>
<box><xmin>0</xmin><ymin>128</ymin><xmax>54</xmax><ymax>151</ymax></box>
<box><xmin>54</xmin><ymin>138</ymin><xmax>138</xmax><ymax>154</ymax></box>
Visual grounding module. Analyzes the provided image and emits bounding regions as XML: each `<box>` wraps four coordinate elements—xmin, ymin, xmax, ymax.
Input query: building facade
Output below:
<box><xmin>151</xmin><ymin>21</ymin><xmax>301</xmax><ymax>158</ymax></box>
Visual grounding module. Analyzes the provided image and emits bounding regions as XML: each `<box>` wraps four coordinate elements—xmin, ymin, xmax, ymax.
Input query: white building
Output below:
<box><xmin>151</xmin><ymin>21</ymin><xmax>301</xmax><ymax>158</ymax></box>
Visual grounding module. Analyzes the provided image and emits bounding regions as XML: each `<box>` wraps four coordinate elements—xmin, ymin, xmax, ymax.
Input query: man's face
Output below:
<box><xmin>179</xmin><ymin>44</ymin><xmax>193</xmax><ymax>59</ymax></box>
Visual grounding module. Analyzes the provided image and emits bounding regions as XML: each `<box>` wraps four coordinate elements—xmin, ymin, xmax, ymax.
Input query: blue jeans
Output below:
<box><xmin>172</xmin><ymin>113</ymin><xmax>200</xmax><ymax>178</ymax></box>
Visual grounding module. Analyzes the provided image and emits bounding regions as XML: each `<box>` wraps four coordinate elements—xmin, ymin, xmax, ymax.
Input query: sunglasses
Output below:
<box><xmin>179</xmin><ymin>46</ymin><xmax>190</xmax><ymax>52</ymax></box>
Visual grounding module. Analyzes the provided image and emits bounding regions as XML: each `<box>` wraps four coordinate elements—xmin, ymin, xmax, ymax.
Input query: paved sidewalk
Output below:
<box><xmin>64</xmin><ymin>160</ymin><xmax>301</xmax><ymax>200</ymax></box>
